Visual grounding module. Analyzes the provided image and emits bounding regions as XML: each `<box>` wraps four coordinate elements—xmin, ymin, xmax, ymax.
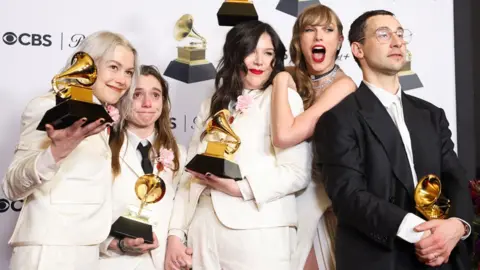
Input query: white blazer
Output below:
<box><xmin>1</xmin><ymin>92</ymin><xmax>113</xmax><ymax>246</ymax></box>
<box><xmin>169</xmin><ymin>85</ymin><xmax>311</xmax><ymax>239</ymax></box>
<box><xmin>99</xmin><ymin>133</ymin><xmax>187</xmax><ymax>270</ymax></box>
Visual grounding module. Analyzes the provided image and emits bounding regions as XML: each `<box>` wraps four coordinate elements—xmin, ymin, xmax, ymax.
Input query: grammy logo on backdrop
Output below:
<box><xmin>36</xmin><ymin>51</ymin><xmax>113</xmax><ymax>131</ymax></box>
<box><xmin>217</xmin><ymin>0</ymin><xmax>258</xmax><ymax>26</ymax></box>
<box><xmin>163</xmin><ymin>14</ymin><xmax>216</xmax><ymax>84</ymax></box>
<box><xmin>276</xmin><ymin>0</ymin><xmax>320</xmax><ymax>17</ymax></box>
<box><xmin>186</xmin><ymin>109</ymin><xmax>243</xmax><ymax>180</ymax></box>
<box><xmin>399</xmin><ymin>50</ymin><xmax>423</xmax><ymax>91</ymax></box>
<box><xmin>414</xmin><ymin>174</ymin><xmax>450</xmax><ymax>220</ymax></box>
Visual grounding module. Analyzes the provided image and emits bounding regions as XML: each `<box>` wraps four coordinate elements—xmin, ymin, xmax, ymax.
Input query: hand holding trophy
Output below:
<box><xmin>36</xmin><ymin>51</ymin><xmax>113</xmax><ymax>131</ymax></box>
<box><xmin>414</xmin><ymin>174</ymin><xmax>451</xmax><ymax>220</ymax></box>
<box><xmin>110</xmin><ymin>148</ymin><xmax>172</xmax><ymax>244</ymax></box>
<box><xmin>186</xmin><ymin>109</ymin><xmax>243</xmax><ymax>180</ymax></box>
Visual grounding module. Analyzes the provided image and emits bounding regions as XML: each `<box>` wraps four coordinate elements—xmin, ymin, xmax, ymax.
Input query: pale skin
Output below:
<box><xmin>46</xmin><ymin>45</ymin><xmax>135</xmax><ymax>163</ymax></box>
<box><xmin>351</xmin><ymin>15</ymin><xmax>466</xmax><ymax>267</ymax></box>
<box><xmin>165</xmin><ymin>32</ymin><xmax>276</xmax><ymax>270</ymax></box>
<box><xmin>271</xmin><ymin>21</ymin><xmax>356</xmax><ymax>270</ymax></box>
<box><xmin>271</xmin><ymin>21</ymin><xmax>356</xmax><ymax>149</ymax></box>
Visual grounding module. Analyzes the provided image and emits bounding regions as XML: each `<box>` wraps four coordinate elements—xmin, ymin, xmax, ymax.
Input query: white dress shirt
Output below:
<box><xmin>364</xmin><ymin>80</ymin><xmax>470</xmax><ymax>243</ymax></box>
<box><xmin>125</xmin><ymin>129</ymin><xmax>156</xmax><ymax>164</ymax></box>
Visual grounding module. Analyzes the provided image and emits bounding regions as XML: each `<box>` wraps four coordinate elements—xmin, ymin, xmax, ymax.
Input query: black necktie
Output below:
<box><xmin>137</xmin><ymin>142</ymin><xmax>153</xmax><ymax>174</ymax></box>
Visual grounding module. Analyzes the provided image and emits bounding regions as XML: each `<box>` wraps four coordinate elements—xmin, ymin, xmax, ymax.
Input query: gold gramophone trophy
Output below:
<box><xmin>186</xmin><ymin>109</ymin><xmax>243</xmax><ymax>180</ymax></box>
<box><xmin>399</xmin><ymin>50</ymin><xmax>424</xmax><ymax>91</ymax></box>
<box><xmin>110</xmin><ymin>173</ymin><xmax>166</xmax><ymax>244</ymax></box>
<box><xmin>217</xmin><ymin>0</ymin><xmax>258</xmax><ymax>26</ymax></box>
<box><xmin>163</xmin><ymin>14</ymin><xmax>216</xmax><ymax>84</ymax></box>
<box><xmin>276</xmin><ymin>0</ymin><xmax>320</xmax><ymax>17</ymax></box>
<box><xmin>36</xmin><ymin>51</ymin><xmax>113</xmax><ymax>131</ymax></box>
<box><xmin>414</xmin><ymin>174</ymin><xmax>451</xmax><ymax>220</ymax></box>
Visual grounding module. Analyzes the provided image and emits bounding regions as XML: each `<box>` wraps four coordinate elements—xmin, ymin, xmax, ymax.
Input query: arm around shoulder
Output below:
<box><xmin>243</xmin><ymin>90</ymin><xmax>310</xmax><ymax>205</ymax></box>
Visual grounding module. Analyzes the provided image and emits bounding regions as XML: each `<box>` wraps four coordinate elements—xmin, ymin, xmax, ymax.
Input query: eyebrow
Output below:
<box><xmin>106</xmin><ymin>60</ymin><xmax>135</xmax><ymax>71</ymax></box>
<box><xmin>135</xmin><ymin>87</ymin><xmax>162</xmax><ymax>93</ymax></box>
<box><xmin>377</xmin><ymin>26</ymin><xmax>404</xmax><ymax>31</ymax></box>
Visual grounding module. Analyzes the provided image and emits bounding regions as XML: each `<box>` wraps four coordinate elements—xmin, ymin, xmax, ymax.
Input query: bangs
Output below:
<box><xmin>297</xmin><ymin>5</ymin><xmax>341</xmax><ymax>32</ymax></box>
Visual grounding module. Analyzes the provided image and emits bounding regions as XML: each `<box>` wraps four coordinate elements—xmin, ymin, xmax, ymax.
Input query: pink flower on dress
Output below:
<box><xmin>106</xmin><ymin>105</ymin><xmax>120</xmax><ymax>123</ymax></box>
<box><xmin>235</xmin><ymin>93</ymin><xmax>254</xmax><ymax>114</ymax></box>
<box><xmin>156</xmin><ymin>148</ymin><xmax>175</xmax><ymax>170</ymax></box>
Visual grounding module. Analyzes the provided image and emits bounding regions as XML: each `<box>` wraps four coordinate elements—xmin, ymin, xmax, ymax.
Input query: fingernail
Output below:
<box><xmin>99</xmin><ymin>119</ymin><xmax>105</xmax><ymax>124</ymax></box>
<box><xmin>205</xmin><ymin>173</ymin><xmax>211</xmax><ymax>177</ymax></box>
<box><xmin>81</xmin><ymin>118</ymin><xmax>87</xmax><ymax>122</ymax></box>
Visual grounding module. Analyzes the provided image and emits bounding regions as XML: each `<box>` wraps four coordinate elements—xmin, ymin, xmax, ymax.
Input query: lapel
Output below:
<box><xmin>120</xmin><ymin>134</ymin><xmax>145</xmax><ymax>178</ymax></box>
<box><xmin>356</xmin><ymin>83</ymin><xmax>415</xmax><ymax>198</ymax></box>
<box><xmin>401</xmin><ymin>93</ymin><xmax>433</xmax><ymax>179</ymax></box>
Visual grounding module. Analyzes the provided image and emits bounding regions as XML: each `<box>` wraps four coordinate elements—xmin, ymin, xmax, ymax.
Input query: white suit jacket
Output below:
<box><xmin>99</xmin><ymin>133</ymin><xmax>186</xmax><ymax>270</ymax></box>
<box><xmin>169</xmin><ymin>85</ymin><xmax>311</xmax><ymax>240</ymax></box>
<box><xmin>2</xmin><ymin>92</ymin><xmax>113</xmax><ymax>246</ymax></box>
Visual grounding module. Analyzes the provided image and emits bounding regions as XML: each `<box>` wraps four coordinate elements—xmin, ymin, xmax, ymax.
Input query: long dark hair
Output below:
<box><xmin>110</xmin><ymin>65</ymin><xmax>180</xmax><ymax>178</ymax></box>
<box><xmin>208</xmin><ymin>20</ymin><xmax>287</xmax><ymax>120</ymax></box>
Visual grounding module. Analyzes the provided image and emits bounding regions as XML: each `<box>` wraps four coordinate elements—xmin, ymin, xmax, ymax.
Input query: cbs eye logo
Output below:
<box><xmin>0</xmin><ymin>198</ymin><xmax>23</xmax><ymax>213</ymax></box>
<box><xmin>2</xmin><ymin>32</ymin><xmax>52</xmax><ymax>47</ymax></box>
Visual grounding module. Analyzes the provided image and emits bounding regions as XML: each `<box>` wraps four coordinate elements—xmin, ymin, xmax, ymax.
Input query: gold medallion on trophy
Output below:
<box><xmin>163</xmin><ymin>14</ymin><xmax>216</xmax><ymax>84</ymax></box>
<box><xmin>186</xmin><ymin>109</ymin><xmax>243</xmax><ymax>180</ymax></box>
<box><xmin>110</xmin><ymin>149</ymin><xmax>169</xmax><ymax>244</ymax></box>
<box><xmin>276</xmin><ymin>0</ymin><xmax>320</xmax><ymax>17</ymax></box>
<box><xmin>37</xmin><ymin>51</ymin><xmax>113</xmax><ymax>131</ymax></box>
<box><xmin>414</xmin><ymin>174</ymin><xmax>451</xmax><ymax>220</ymax></box>
<box><xmin>399</xmin><ymin>50</ymin><xmax>424</xmax><ymax>91</ymax></box>
<box><xmin>217</xmin><ymin>0</ymin><xmax>258</xmax><ymax>26</ymax></box>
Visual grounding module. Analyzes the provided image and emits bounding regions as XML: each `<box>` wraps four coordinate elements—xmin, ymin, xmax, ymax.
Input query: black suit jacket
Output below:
<box><xmin>313</xmin><ymin>82</ymin><xmax>473</xmax><ymax>270</ymax></box>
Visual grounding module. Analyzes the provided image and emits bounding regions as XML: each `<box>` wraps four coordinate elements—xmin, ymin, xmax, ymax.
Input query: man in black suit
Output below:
<box><xmin>313</xmin><ymin>10</ymin><xmax>473</xmax><ymax>270</ymax></box>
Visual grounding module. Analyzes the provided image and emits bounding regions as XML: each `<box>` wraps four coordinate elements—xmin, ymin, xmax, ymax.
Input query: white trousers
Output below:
<box><xmin>187</xmin><ymin>195</ymin><xmax>296</xmax><ymax>270</ymax></box>
<box><xmin>10</xmin><ymin>245</ymin><xmax>99</xmax><ymax>270</ymax></box>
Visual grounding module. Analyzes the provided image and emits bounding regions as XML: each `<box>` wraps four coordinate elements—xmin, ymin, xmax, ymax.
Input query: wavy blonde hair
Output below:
<box><xmin>289</xmin><ymin>4</ymin><xmax>343</xmax><ymax>108</ymax></box>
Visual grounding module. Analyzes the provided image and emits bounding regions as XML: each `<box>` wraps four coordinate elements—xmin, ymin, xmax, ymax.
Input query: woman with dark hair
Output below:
<box><xmin>271</xmin><ymin>4</ymin><xmax>357</xmax><ymax>270</ymax></box>
<box><xmin>164</xmin><ymin>20</ymin><xmax>311</xmax><ymax>270</ymax></box>
<box><xmin>98</xmin><ymin>65</ymin><xmax>187</xmax><ymax>270</ymax></box>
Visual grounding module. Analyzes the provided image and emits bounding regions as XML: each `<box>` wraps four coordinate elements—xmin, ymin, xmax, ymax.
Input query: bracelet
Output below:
<box><xmin>117</xmin><ymin>238</ymin><xmax>127</xmax><ymax>253</ymax></box>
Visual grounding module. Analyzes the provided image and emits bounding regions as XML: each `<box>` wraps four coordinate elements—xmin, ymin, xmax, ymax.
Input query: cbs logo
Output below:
<box><xmin>2</xmin><ymin>32</ymin><xmax>52</xmax><ymax>47</ymax></box>
<box><xmin>0</xmin><ymin>198</ymin><xmax>23</xmax><ymax>213</ymax></box>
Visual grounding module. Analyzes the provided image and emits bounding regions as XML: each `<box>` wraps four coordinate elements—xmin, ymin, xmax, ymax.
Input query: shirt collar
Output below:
<box><xmin>363</xmin><ymin>80</ymin><xmax>402</xmax><ymax>108</ymax></box>
<box><xmin>126</xmin><ymin>129</ymin><xmax>156</xmax><ymax>148</ymax></box>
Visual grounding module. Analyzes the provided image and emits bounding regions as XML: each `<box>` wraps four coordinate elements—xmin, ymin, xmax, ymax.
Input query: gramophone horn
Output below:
<box><xmin>52</xmin><ymin>51</ymin><xmax>97</xmax><ymax>98</ymax></box>
<box><xmin>173</xmin><ymin>14</ymin><xmax>206</xmax><ymax>45</ymax></box>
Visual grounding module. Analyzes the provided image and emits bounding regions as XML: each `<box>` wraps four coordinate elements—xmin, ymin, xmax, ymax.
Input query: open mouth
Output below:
<box><xmin>312</xmin><ymin>45</ymin><xmax>326</xmax><ymax>63</ymax></box>
<box><xmin>249</xmin><ymin>69</ymin><xmax>264</xmax><ymax>75</ymax></box>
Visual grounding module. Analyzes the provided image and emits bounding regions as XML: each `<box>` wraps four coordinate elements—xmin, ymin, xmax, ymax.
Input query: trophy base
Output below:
<box><xmin>110</xmin><ymin>216</ymin><xmax>154</xmax><ymax>244</ymax></box>
<box><xmin>399</xmin><ymin>72</ymin><xmax>423</xmax><ymax>91</ymax></box>
<box><xmin>163</xmin><ymin>60</ymin><xmax>216</xmax><ymax>84</ymax></box>
<box><xmin>217</xmin><ymin>2</ymin><xmax>258</xmax><ymax>26</ymax></box>
<box><xmin>186</xmin><ymin>154</ymin><xmax>243</xmax><ymax>181</ymax></box>
<box><xmin>36</xmin><ymin>99</ymin><xmax>113</xmax><ymax>131</ymax></box>
<box><xmin>276</xmin><ymin>0</ymin><xmax>320</xmax><ymax>17</ymax></box>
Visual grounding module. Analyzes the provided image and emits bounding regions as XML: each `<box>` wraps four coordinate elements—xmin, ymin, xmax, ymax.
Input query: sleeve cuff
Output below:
<box><xmin>237</xmin><ymin>178</ymin><xmax>254</xmax><ymax>201</ymax></box>
<box><xmin>35</xmin><ymin>146</ymin><xmax>60</xmax><ymax>182</ymax></box>
<box><xmin>99</xmin><ymin>236</ymin><xmax>123</xmax><ymax>257</ymax></box>
<box><xmin>396</xmin><ymin>213</ymin><xmax>426</xmax><ymax>243</ymax></box>
<box><xmin>168</xmin><ymin>229</ymin><xmax>187</xmax><ymax>244</ymax></box>
<box><xmin>452</xmin><ymin>218</ymin><xmax>472</xmax><ymax>240</ymax></box>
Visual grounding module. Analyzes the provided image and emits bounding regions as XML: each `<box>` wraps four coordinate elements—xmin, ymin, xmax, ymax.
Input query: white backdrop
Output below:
<box><xmin>0</xmin><ymin>0</ymin><xmax>456</xmax><ymax>268</ymax></box>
